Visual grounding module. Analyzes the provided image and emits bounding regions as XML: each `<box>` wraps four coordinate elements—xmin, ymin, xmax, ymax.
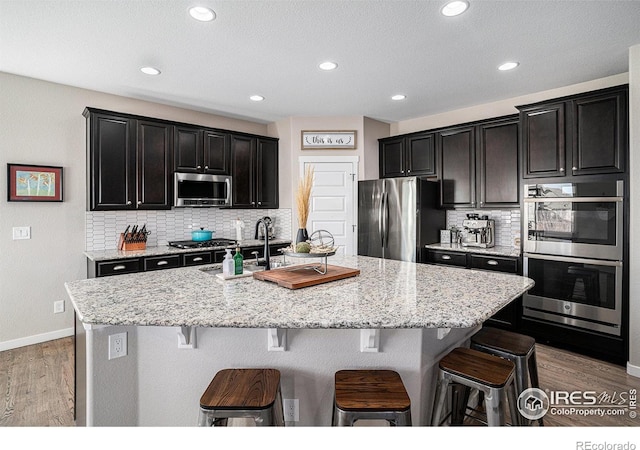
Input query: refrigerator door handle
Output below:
<box><xmin>382</xmin><ymin>191</ymin><xmax>389</xmax><ymax>249</ymax></box>
<box><xmin>378</xmin><ymin>191</ymin><xmax>384</xmax><ymax>248</ymax></box>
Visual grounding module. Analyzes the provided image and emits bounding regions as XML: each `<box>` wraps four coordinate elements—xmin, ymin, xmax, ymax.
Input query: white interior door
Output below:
<box><xmin>299</xmin><ymin>157</ymin><xmax>358</xmax><ymax>256</ymax></box>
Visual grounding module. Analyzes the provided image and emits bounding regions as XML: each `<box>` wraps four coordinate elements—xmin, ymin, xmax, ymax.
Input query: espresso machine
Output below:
<box><xmin>461</xmin><ymin>215</ymin><xmax>495</xmax><ymax>248</ymax></box>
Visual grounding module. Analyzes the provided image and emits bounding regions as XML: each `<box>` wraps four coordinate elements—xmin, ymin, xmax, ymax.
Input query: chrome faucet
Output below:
<box><xmin>254</xmin><ymin>218</ymin><xmax>271</xmax><ymax>270</ymax></box>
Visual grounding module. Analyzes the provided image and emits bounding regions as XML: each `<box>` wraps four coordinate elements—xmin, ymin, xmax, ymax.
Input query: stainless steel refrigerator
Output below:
<box><xmin>358</xmin><ymin>177</ymin><xmax>445</xmax><ymax>262</ymax></box>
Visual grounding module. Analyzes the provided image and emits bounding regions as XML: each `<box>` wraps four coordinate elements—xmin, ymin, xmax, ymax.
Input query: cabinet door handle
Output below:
<box><xmin>560</xmin><ymin>167</ymin><xmax>565</xmax><ymax>172</ymax></box>
<box><xmin>487</xmin><ymin>260</ymin><xmax>499</xmax><ymax>266</ymax></box>
<box><xmin>204</xmin><ymin>166</ymin><xmax>209</xmax><ymax>170</ymax></box>
<box><xmin>197</xmin><ymin>165</ymin><xmax>202</xmax><ymax>169</ymax></box>
<box><xmin>251</xmin><ymin>201</ymin><xmax>256</xmax><ymax>205</ymax></box>
<box><xmin>258</xmin><ymin>201</ymin><xmax>262</xmax><ymax>206</ymax></box>
<box><xmin>441</xmin><ymin>255</ymin><xmax>451</xmax><ymax>260</ymax></box>
<box><xmin>572</xmin><ymin>166</ymin><xmax>577</xmax><ymax>171</ymax></box>
<box><xmin>126</xmin><ymin>201</ymin><xmax>132</xmax><ymax>205</ymax></box>
<box><xmin>113</xmin><ymin>265</ymin><xmax>126</xmax><ymax>271</ymax></box>
<box><xmin>192</xmin><ymin>257</ymin><xmax>203</xmax><ymax>262</ymax></box>
<box><xmin>156</xmin><ymin>260</ymin><xmax>169</xmax><ymax>266</ymax></box>
<box><xmin>137</xmin><ymin>201</ymin><xmax>142</xmax><ymax>205</ymax></box>
<box><xmin>407</xmin><ymin>169</ymin><xmax>411</xmax><ymax>173</ymax></box>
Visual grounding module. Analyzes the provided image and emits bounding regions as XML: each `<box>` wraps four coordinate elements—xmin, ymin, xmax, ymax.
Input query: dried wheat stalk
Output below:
<box><xmin>296</xmin><ymin>166</ymin><xmax>314</xmax><ymax>228</ymax></box>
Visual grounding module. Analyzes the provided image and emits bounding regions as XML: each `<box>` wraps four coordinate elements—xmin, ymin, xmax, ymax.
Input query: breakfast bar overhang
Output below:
<box><xmin>65</xmin><ymin>255</ymin><xmax>534</xmax><ymax>426</ymax></box>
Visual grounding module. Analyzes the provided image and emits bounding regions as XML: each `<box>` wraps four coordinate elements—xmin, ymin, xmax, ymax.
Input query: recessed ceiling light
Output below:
<box><xmin>441</xmin><ymin>1</ymin><xmax>469</xmax><ymax>17</ymax></box>
<box><xmin>391</xmin><ymin>94</ymin><xmax>406</xmax><ymax>101</ymax></box>
<box><xmin>318</xmin><ymin>61</ymin><xmax>338</xmax><ymax>71</ymax></box>
<box><xmin>498</xmin><ymin>61</ymin><xmax>519</xmax><ymax>71</ymax></box>
<box><xmin>250</xmin><ymin>95</ymin><xmax>265</xmax><ymax>102</ymax></box>
<box><xmin>189</xmin><ymin>6</ymin><xmax>216</xmax><ymax>22</ymax></box>
<box><xmin>140</xmin><ymin>66</ymin><xmax>161</xmax><ymax>75</ymax></box>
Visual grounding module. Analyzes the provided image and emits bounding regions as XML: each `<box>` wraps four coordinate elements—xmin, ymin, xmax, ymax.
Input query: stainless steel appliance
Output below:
<box><xmin>358</xmin><ymin>177</ymin><xmax>445</xmax><ymax>262</ymax></box>
<box><xmin>168</xmin><ymin>238</ymin><xmax>236</xmax><ymax>249</ymax></box>
<box><xmin>461</xmin><ymin>217</ymin><xmax>495</xmax><ymax>248</ymax></box>
<box><xmin>174</xmin><ymin>172</ymin><xmax>232</xmax><ymax>207</ymax></box>
<box><xmin>522</xmin><ymin>180</ymin><xmax>624</xmax><ymax>336</ymax></box>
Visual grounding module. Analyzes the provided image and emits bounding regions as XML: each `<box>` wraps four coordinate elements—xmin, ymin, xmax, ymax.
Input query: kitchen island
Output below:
<box><xmin>65</xmin><ymin>254</ymin><xmax>534</xmax><ymax>426</ymax></box>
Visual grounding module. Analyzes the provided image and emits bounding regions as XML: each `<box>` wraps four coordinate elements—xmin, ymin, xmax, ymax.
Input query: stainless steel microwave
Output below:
<box><xmin>174</xmin><ymin>172</ymin><xmax>231</xmax><ymax>207</ymax></box>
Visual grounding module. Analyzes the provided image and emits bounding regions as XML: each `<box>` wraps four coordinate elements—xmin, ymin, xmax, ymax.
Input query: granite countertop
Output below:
<box><xmin>65</xmin><ymin>254</ymin><xmax>534</xmax><ymax>330</ymax></box>
<box><xmin>424</xmin><ymin>243</ymin><xmax>521</xmax><ymax>258</ymax></box>
<box><xmin>84</xmin><ymin>239</ymin><xmax>292</xmax><ymax>262</ymax></box>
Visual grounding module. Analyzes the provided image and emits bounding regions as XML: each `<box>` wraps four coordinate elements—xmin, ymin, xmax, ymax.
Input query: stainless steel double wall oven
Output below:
<box><xmin>523</xmin><ymin>180</ymin><xmax>624</xmax><ymax>336</ymax></box>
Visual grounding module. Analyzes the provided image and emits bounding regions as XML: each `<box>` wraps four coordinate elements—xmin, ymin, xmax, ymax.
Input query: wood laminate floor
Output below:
<box><xmin>1</xmin><ymin>337</ymin><xmax>639</xmax><ymax>426</ymax></box>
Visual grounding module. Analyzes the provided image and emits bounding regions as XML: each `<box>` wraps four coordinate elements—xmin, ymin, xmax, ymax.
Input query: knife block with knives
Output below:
<box><xmin>118</xmin><ymin>224</ymin><xmax>150</xmax><ymax>251</ymax></box>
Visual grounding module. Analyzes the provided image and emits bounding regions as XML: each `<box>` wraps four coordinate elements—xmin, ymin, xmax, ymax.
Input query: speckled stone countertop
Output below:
<box><xmin>65</xmin><ymin>255</ymin><xmax>534</xmax><ymax>329</ymax></box>
<box><xmin>84</xmin><ymin>239</ymin><xmax>292</xmax><ymax>261</ymax></box>
<box><xmin>425</xmin><ymin>243</ymin><xmax>521</xmax><ymax>258</ymax></box>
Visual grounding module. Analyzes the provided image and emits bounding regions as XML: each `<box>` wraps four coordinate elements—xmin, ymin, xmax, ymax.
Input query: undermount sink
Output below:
<box><xmin>199</xmin><ymin>260</ymin><xmax>287</xmax><ymax>276</ymax></box>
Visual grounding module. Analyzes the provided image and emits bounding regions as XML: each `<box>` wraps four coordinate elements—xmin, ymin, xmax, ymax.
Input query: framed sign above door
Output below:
<box><xmin>301</xmin><ymin>131</ymin><xmax>357</xmax><ymax>150</ymax></box>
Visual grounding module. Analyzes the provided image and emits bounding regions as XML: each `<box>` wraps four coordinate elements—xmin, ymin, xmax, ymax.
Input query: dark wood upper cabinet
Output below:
<box><xmin>519</xmin><ymin>85</ymin><xmax>627</xmax><ymax>179</ymax></box>
<box><xmin>230</xmin><ymin>134</ymin><xmax>254</xmax><ymax>208</ymax></box>
<box><xmin>85</xmin><ymin>110</ymin><xmax>172</xmax><ymax>211</ymax></box>
<box><xmin>256</xmin><ymin>138</ymin><xmax>279</xmax><ymax>209</ymax></box>
<box><xmin>572</xmin><ymin>89</ymin><xmax>627</xmax><ymax>175</ymax></box>
<box><xmin>137</xmin><ymin>120</ymin><xmax>172</xmax><ymax>209</ymax></box>
<box><xmin>379</xmin><ymin>132</ymin><xmax>436</xmax><ymax>178</ymax></box>
<box><xmin>174</xmin><ymin>126</ymin><xmax>229</xmax><ymax>175</ymax></box>
<box><xmin>203</xmin><ymin>130</ymin><xmax>230</xmax><ymax>175</ymax></box>
<box><xmin>86</xmin><ymin>112</ymin><xmax>136</xmax><ymax>210</ymax></box>
<box><xmin>477</xmin><ymin>117</ymin><xmax>520</xmax><ymax>208</ymax></box>
<box><xmin>379</xmin><ymin>137</ymin><xmax>404</xmax><ymax>178</ymax></box>
<box><xmin>520</xmin><ymin>103</ymin><xmax>566</xmax><ymax>178</ymax></box>
<box><xmin>439</xmin><ymin>126</ymin><xmax>475</xmax><ymax>208</ymax></box>
<box><xmin>230</xmin><ymin>134</ymin><xmax>279</xmax><ymax>209</ymax></box>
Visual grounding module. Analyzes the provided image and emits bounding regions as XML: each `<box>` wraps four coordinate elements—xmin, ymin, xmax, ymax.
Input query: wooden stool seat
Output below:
<box><xmin>439</xmin><ymin>347</ymin><xmax>515</xmax><ymax>388</ymax></box>
<box><xmin>333</xmin><ymin>370</ymin><xmax>412</xmax><ymax>426</ymax></box>
<box><xmin>198</xmin><ymin>368</ymin><xmax>284</xmax><ymax>426</ymax></box>
<box><xmin>471</xmin><ymin>327</ymin><xmax>535</xmax><ymax>357</ymax></box>
<box><xmin>432</xmin><ymin>347</ymin><xmax>520</xmax><ymax>427</ymax></box>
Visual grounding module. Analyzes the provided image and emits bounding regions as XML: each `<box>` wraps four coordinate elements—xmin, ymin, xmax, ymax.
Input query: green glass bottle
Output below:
<box><xmin>233</xmin><ymin>247</ymin><xmax>243</xmax><ymax>275</ymax></box>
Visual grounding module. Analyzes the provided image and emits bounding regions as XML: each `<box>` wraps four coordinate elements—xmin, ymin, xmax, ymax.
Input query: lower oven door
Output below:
<box><xmin>523</xmin><ymin>253</ymin><xmax>622</xmax><ymax>336</ymax></box>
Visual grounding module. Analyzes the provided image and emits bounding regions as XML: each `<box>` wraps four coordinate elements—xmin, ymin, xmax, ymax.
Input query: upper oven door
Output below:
<box><xmin>524</xmin><ymin>181</ymin><xmax>623</xmax><ymax>260</ymax></box>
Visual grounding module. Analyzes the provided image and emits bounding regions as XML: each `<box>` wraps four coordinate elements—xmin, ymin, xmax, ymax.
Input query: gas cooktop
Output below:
<box><xmin>168</xmin><ymin>238</ymin><xmax>237</xmax><ymax>249</ymax></box>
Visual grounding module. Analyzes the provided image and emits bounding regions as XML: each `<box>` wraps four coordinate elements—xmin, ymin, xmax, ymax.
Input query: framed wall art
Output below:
<box><xmin>7</xmin><ymin>163</ymin><xmax>63</xmax><ymax>202</ymax></box>
<box><xmin>301</xmin><ymin>130</ymin><xmax>357</xmax><ymax>150</ymax></box>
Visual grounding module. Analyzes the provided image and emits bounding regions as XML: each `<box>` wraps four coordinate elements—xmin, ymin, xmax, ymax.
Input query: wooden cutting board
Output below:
<box><xmin>252</xmin><ymin>264</ymin><xmax>360</xmax><ymax>289</ymax></box>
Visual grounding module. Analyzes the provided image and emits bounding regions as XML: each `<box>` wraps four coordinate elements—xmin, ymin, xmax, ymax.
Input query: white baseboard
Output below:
<box><xmin>627</xmin><ymin>361</ymin><xmax>640</xmax><ymax>379</ymax></box>
<box><xmin>0</xmin><ymin>328</ymin><xmax>74</xmax><ymax>352</ymax></box>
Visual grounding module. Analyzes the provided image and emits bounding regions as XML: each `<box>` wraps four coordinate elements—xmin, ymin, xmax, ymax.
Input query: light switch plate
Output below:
<box><xmin>12</xmin><ymin>226</ymin><xmax>31</xmax><ymax>240</ymax></box>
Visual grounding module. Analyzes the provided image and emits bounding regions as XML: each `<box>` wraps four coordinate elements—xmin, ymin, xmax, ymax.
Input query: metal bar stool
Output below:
<box><xmin>431</xmin><ymin>347</ymin><xmax>520</xmax><ymax>426</ymax></box>
<box><xmin>332</xmin><ymin>370</ymin><xmax>412</xmax><ymax>426</ymax></box>
<box><xmin>198</xmin><ymin>368</ymin><xmax>284</xmax><ymax>426</ymax></box>
<box><xmin>470</xmin><ymin>327</ymin><xmax>543</xmax><ymax>425</ymax></box>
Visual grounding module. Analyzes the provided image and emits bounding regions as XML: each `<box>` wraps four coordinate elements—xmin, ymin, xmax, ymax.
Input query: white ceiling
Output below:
<box><xmin>2</xmin><ymin>0</ymin><xmax>640</xmax><ymax>124</ymax></box>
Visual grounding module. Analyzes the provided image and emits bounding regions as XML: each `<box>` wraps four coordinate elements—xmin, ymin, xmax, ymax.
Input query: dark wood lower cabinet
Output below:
<box><xmin>87</xmin><ymin>243</ymin><xmax>291</xmax><ymax>278</ymax></box>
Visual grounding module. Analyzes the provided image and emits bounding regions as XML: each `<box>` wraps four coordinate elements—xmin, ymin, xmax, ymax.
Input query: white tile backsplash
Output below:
<box><xmin>86</xmin><ymin>208</ymin><xmax>292</xmax><ymax>251</ymax></box>
<box><xmin>445</xmin><ymin>209</ymin><xmax>521</xmax><ymax>248</ymax></box>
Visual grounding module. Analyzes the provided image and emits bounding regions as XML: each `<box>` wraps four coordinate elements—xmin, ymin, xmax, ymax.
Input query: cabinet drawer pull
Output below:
<box><xmin>156</xmin><ymin>260</ymin><xmax>169</xmax><ymax>266</ymax></box>
<box><xmin>441</xmin><ymin>255</ymin><xmax>451</xmax><ymax>260</ymax></box>
<box><xmin>487</xmin><ymin>260</ymin><xmax>499</xmax><ymax>266</ymax></box>
<box><xmin>192</xmin><ymin>257</ymin><xmax>203</xmax><ymax>262</ymax></box>
<box><xmin>113</xmin><ymin>265</ymin><xmax>126</xmax><ymax>271</ymax></box>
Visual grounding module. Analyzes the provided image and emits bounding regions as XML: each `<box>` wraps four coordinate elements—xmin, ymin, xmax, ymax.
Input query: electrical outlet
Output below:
<box><xmin>108</xmin><ymin>332</ymin><xmax>127</xmax><ymax>360</ymax></box>
<box><xmin>283</xmin><ymin>398</ymin><xmax>299</xmax><ymax>422</ymax></box>
<box><xmin>53</xmin><ymin>300</ymin><xmax>65</xmax><ymax>314</ymax></box>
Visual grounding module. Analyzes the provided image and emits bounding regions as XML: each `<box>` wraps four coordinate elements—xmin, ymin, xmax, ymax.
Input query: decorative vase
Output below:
<box><xmin>296</xmin><ymin>228</ymin><xmax>309</xmax><ymax>244</ymax></box>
